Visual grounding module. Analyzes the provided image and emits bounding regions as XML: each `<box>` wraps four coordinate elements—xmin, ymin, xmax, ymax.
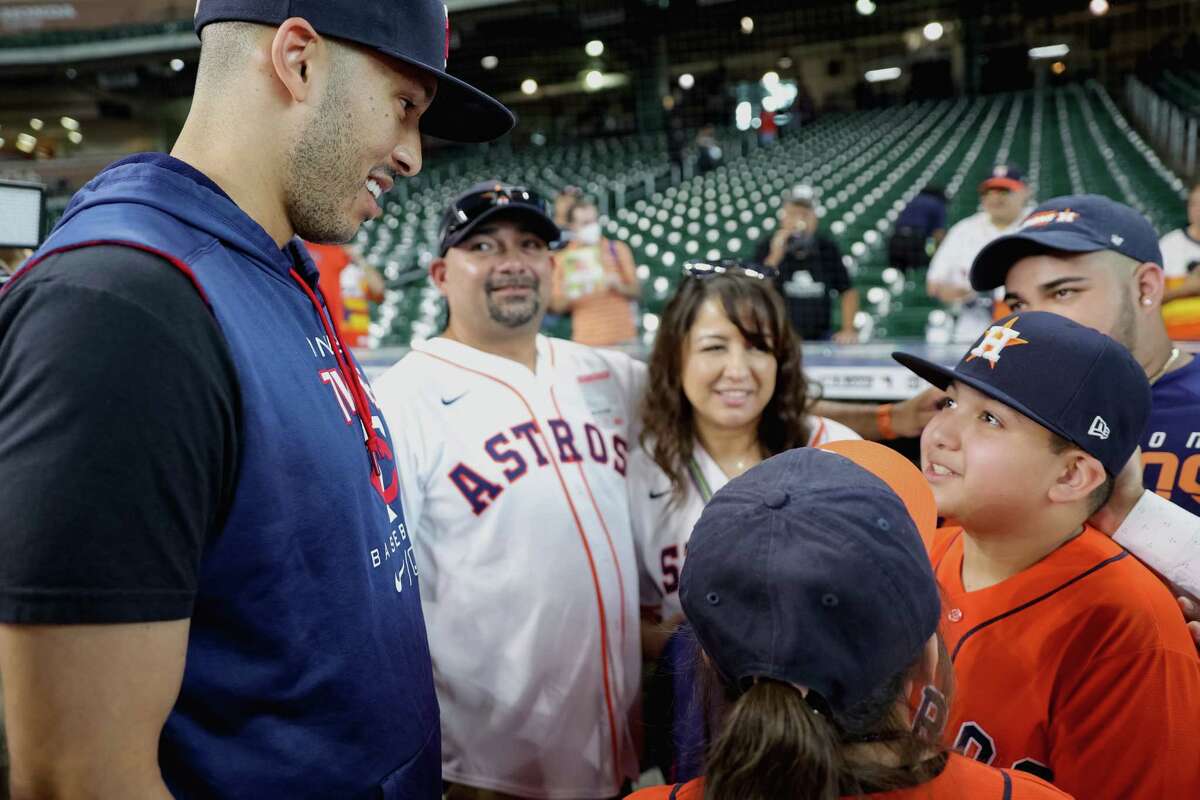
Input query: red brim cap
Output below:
<box><xmin>979</xmin><ymin>177</ymin><xmax>1027</xmax><ymax>193</ymax></box>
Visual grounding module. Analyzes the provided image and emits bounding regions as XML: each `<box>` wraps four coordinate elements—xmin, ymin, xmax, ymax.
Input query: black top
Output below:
<box><xmin>754</xmin><ymin>233</ymin><xmax>851</xmax><ymax>341</ymax></box>
<box><xmin>0</xmin><ymin>245</ymin><xmax>241</xmax><ymax>624</ymax></box>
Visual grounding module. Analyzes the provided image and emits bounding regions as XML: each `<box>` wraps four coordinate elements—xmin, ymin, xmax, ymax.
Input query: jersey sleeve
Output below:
<box><xmin>807</xmin><ymin>415</ymin><xmax>862</xmax><ymax>446</ymax></box>
<box><xmin>1047</xmin><ymin>640</ymin><xmax>1200</xmax><ymax>799</ymax></box>
<box><xmin>1112</xmin><ymin>490</ymin><xmax>1200</xmax><ymax>601</ymax></box>
<box><xmin>0</xmin><ymin>246</ymin><xmax>240</xmax><ymax>624</ymax></box>
<box><xmin>927</xmin><ymin>221</ymin><xmax>969</xmax><ymax>287</ymax></box>
<box><xmin>626</xmin><ymin>447</ymin><xmax>667</xmax><ymax>612</ymax></box>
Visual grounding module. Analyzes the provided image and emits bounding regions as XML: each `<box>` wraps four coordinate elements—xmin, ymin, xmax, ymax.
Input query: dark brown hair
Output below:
<box><xmin>701</xmin><ymin>637</ymin><xmax>953</xmax><ymax>800</ymax></box>
<box><xmin>639</xmin><ymin>273</ymin><xmax>813</xmax><ymax>500</ymax></box>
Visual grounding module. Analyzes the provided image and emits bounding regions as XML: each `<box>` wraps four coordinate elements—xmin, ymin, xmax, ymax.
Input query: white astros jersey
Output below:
<box><xmin>629</xmin><ymin>417</ymin><xmax>860</xmax><ymax>621</ymax></box>
<box><xmin>374</xmin><ymin>334</ymin><xmax>643</xmax><ymax>799</ymax></box>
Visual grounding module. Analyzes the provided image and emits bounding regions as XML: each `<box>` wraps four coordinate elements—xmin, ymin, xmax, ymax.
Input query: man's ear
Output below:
<box><xmin>1048</xmin><ymin>451</ymin><xmax>1107</xmax><ymax>505</ymax></box>
<box><xmin>270</xmin><ymin>17</ymin><xmax>323</xmax><ymax>103</ymax></box>
<box><xmin>429</xmin><ymin>257</ymin><xmax>449</xmax><ymax>293</ymax></box>
<box><xmin>1133</xmin><ymin>261</ymin><xmax>1166</xmax><ymax>312</ymax></box>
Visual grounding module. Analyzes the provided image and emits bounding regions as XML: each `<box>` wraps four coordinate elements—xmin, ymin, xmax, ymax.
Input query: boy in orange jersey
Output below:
<box><xmin>894</xmin><ymin>310</ymin><xmax>1200</xmax><ymax>800</ymax></box>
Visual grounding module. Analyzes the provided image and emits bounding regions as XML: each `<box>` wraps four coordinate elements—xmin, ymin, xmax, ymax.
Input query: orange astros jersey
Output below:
<box><xmin>625</xmin><ymin>753</ymin><xmax>1073</xmax><ymax>799</ymax></box>
<box><xmin>931</xmin><ymin>525</ymin><xmax>1200</xmax><ymax>800</ymax></box>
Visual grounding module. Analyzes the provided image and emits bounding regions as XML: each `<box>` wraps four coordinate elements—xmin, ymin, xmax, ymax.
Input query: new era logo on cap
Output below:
<box><xmin>1088</xmin><ymin>416</ymin><xmax>1111</xmax><ymax>440</ymax></box>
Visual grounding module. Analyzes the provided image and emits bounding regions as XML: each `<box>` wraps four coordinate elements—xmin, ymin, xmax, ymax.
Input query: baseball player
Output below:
<box><xmin>629</xmin><ymin>442</ymin><xmax>1072</xmax><ymax>800</ymax></box>
<box><xmin>895</xmin><ymin>311</ymin><xmax>1200</xmax><ymax>799</ymax></box>
<box><xmin>374</xmin><ymin>182</ymin><xmax>641</xmax><ymax>799</ymax></box>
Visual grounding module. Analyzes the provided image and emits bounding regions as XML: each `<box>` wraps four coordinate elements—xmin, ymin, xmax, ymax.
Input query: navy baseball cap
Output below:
<box><xmin>979</xmin><ymin>163</ymin><xmax>1026</xmax><ymax>193</ymax></box>
<box><xmin>679</xmin><ymin>445</ymin><xmax>941</xmax><ymax>714</ymax></box>
<box><xmin>970</xmin><ymin>194</ymin><xmax>1163</xmax><ymax>292</ymax></box>
<box><xmin>438</xmin><ymin>181</ymin><xmax>560</xmax><ymax>255</ymax></box>
<box><xmin>194</xmin><ymin>0</ymin><xmax>514</xmax><ymax>143</ymax></box>
<box><xmin>893</xmin><ymin>311</ymin><xmax>1151</xmax><ymax>477</ymax></box>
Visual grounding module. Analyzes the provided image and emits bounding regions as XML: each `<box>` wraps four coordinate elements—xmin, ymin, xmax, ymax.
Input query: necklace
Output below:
<box><xmin>1148</xmin><ymin>347</ymin><xmax>1180</xmax><ymax>385</ymax></box>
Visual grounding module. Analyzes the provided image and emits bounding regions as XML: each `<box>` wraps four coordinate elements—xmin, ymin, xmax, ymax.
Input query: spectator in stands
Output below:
<box><xmin>888</xmin><ymin>185</ymin><xmax>947</xmax><ymax>273</ymax></box>
<box><xmin>756</xmin><ymin>185</ymin><xmax>859</xmax><ymax>343</ymax></box>
<box><xmin>306</xmin><ymin>241</ymin><xmax>385</xmax><ymax>348</ymax></box>
<box><xmin>552</xmin><ymin>185</ymin><xmax>584</xmax><ymax>227</ymax></box>
<box><xmin>551</xmin><ymin>198</ymin><xmax>642</xmax><ymax>346</ymax></box>
<box><xmin>1158</xmin><ymin>180</ymin><xmax>1200</xmax><ymax>339</ymax></box>
<box><xmin>927</xmin><ymin>163</ymin><xmax>1033</xmax><ymax>341</ymax></box>
<box><xmin>695</xmin><ymin>125</ymin><xmax>723</xmax><ymax>175</ymax></box>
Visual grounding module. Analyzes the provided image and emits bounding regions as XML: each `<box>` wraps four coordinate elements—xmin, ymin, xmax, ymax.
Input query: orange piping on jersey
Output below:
<box><xmin>807</xmin><ymin>417</ymin><xmax>828</xmax><ymax>446</ymax></box>
<box><xmin>547</xmin><ymin>340</ymin><xmax>630</xmax><ymax>646</ymax></box>
<box><xmin>415</xmin><ymin>348</ymin><xmax>624</xmax><ymax>790</ymax></box>
<box><xmin>947</xmin><ymin>551</ymin><xmax>1128</xmax><ymax>662</ymax></box>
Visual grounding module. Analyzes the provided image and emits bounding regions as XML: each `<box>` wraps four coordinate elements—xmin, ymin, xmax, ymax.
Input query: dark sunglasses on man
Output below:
<box><xmin>438</xmin><ymin>182</ymin><xmax>560</xmax><ymax>255</ymax></box>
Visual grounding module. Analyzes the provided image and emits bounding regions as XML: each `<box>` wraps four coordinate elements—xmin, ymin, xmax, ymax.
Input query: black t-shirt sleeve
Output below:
<box><xmin>822</xmin><ymin>238</ymin><xmax>852</xmax><ymax>292</ymax></box>
<box><xmin>0</xmin><ymin>246</ymin><xmax>240</xmax><ymax>624</ymax></box>
<box><xmin>753</xmin><ymin>235</ymin><xmax>772</xmax><ymax>264</ymax></box>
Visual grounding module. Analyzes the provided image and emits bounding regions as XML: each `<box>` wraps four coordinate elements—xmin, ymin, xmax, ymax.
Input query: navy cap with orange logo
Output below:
<box><xmin>194</xmin><ymin>0</ymin><xmax>514</xmax><ymax>143</ymax></box>
<box><xmin>893</xmin><ymin>311</ymin><xmax>1151</xmax><ymax>476</ymax></box>
<box><xmin>970</xmin><ymin>194</ymin><xmax>1163</xmax><ymax>292</ymax></box>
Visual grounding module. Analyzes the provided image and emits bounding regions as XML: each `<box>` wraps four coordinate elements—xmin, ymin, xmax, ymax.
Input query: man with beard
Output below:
<box><xmin>970</xmin><ymin>194</ymin><xmax>1200</xmax><ymax>641</ymax></box>
<box><xmin>375</xmin><ymin>182</ymin><xmax>642</xmax><ymax>800</ymax></box>
<box><xmin>0</xmin><ymin>3</ymin><xmax>512</xmax><ymax>798</ymax></box>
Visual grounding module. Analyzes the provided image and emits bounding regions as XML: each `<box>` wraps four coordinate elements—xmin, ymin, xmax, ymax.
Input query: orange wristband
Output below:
<box><xmin>876</xmin><ymin>403</ymin><xmax>897</xmax><ymax>440</ymax></box>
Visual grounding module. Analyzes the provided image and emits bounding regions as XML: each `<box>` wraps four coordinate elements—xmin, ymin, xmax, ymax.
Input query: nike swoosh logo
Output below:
<box><xmin>649</xmin><ymin>489</ymin><xmax>670</xmax><ymax>500</ymax></box>
<box><xmin>394</xmin><ymin>571</ymin><xmax>405</xmax><ymax>593</ymax></box>
<box><xmin>441</xmin><ymin>392</ymin><xmax>468</xmax><ymax>406</ymax></box>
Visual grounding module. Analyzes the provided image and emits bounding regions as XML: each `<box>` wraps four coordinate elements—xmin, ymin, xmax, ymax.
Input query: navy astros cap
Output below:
<box><xmin>893</xmin><ymin>311</ymin><xmax>1151</xmax><ymax>477</ymax></box>
<box><xmin>679</xmin><ymin>446</ymin><xmax>941</xmax><ymax>714</ymax></box>
<box><xmin>979</xmin><ymin>162</ymin><xmax>1026</xmax><ymax>193</ymax></box>
<box><xmin>970</xmin><ymin>194</ymin><xmax>1163</xmax><ymax>291</ymax></box>
<box><xmin>439</xmin><ymin>181</ymin><xmax>560</xmax><ymax>255</ymax></box>
<box><xmin>194</xmin><ymin>0</ymin><xmax>514</xmax><ymax>143</ymax></box>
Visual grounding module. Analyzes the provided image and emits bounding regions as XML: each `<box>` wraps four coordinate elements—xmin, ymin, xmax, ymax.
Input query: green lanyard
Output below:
<box><xmin>687</xmin><ymin>457</ymin><xmax>715</xmax><ymax>504</ymax></box>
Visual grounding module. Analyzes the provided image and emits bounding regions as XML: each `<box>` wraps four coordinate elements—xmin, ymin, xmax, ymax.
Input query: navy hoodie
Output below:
<box><xmin>17</xmin><ymin>155</ymin><xmax>441</xmax><ymax>798</ymax></box>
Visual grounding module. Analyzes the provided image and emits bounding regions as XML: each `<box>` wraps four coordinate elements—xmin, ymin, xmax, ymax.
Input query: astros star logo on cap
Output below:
<box><xmin>966</xmin><ymin>316</ymin><xmax>1029</xmax><ymax>368</ymax></box>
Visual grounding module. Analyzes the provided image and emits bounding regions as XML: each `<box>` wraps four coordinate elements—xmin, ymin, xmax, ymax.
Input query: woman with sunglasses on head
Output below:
<box><xmin>628</xmin><ymin>442</ymin><xmax>1072</xmax><ymax>800</ymax></box>
<box><xmin>630</xmin><ymin>259</ymin><xmax>859</xmax><ymax>779</ymax></box>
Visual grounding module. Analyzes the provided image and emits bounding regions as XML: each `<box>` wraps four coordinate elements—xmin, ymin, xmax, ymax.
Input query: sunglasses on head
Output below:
<box><xmin>683</xmin><ymin>259</ymin><xmax>779</xmax><ymax>282</ymax></box>
<box><xmin>443</xmin><ymin>185</ymin><xmax>549</xmax><ymax>238</ymax></box>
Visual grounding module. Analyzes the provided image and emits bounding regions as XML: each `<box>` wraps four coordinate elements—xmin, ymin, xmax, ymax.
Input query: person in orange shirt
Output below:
<box><xmin>893</xmin><ymin>311</ymin><xmax>1200</xmax><ymax>800</ymax></box>
<box><xmin>550</xmin><ymin>198</ymin><xmax>641</xmax><ymax>347</ymax></box>
<box><xmin>628</xmin><ymin>441</ymin><xmax>1071</xmax><ymax>800</ymax></box>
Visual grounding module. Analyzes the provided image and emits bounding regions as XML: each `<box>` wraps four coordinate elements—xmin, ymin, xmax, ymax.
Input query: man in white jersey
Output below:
<box><xmin>375</xmin><ymin>182</ymin><xmax>641</xmax><ymax>799</ymax></box>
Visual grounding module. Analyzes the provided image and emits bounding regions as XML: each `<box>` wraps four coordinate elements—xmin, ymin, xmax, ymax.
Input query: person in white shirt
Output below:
<box><xmin>927</xmin><ymin>163</ymin><xmax>1033</xmax><ymax>341</ymax></box>
<box><xmin>1158</xmin><ymin>180</ymin><xmax>1200</xmax><ymax>339</ymax></box>
<box><xmin>626</xmin><ymin>259</ymin><xmax>859</xmax><ymax>779</ymax></box>
<box><xmin>376</xmin><ymin>182</ymin><xmax>642</xmax><ymax>800</ymax></box>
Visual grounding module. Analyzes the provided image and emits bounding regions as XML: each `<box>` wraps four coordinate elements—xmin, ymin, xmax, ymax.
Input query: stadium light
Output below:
<box><xmin>16</xmin><ymin>133</ymin><xmax>36</xmax><ymax>153</ymax></box>
<box><xmin>678</xmin><ymin>73</ymin><xmax>695</xmax><ymax>90</ymax></box>
<box><xmin>521</xmin><ymin>78</ymin><xmax>538</xmax><ymax>95</ymax></box>
<box><xmin>1052</xmin><ymin>61</ymin><xmax>1067</xmax><ymax>75</ymax></box>
<box><xmin>923</xmin><ymin>22</ymin><xmax>944</xmax><ymax>42</ymax></box>
<box><xmin>585</xmin><ymin>40</ymin><xmax>604</xmax><ymax>57</ymax></box>
<box><xmin>778</xmin><ymin>56</ymin><xmax>793</xmax><ymax>69</ymax></box>
<box><xmin>740</xmin><ymin>16</ymin><xmax>754</xmax><ymax>34</ymax></box>
<box><xmin>60</xmin><ymin>116</ymin><xmax>79</xmax><ymax>131</ymax></box>
<box><xmin>762</xmin><ymin>71</ymin><xmax>780</xmax><ymax>86</ymax></box>
<box><xmin>864</xmin><ymin>67</ymin><xmax>902</xmax><ymax>83</ymax></box>
<box><xmin>29</xmin><ymin>118</ymin><xmax>43</xmax><ymax>131</ymax></box>
<box><xmin>856</xmin><ymin>0</ymin><xmax>877</xmax><ymax>16</ymax></box>
<box><xmin>481</xmin><ymin>55</ymin><xmax>498</xmax><ymax>70</ymax></box>
<box><xmin>584</xmin><ymin>70</ymin><xmax>604</xmax><ymax>91</ymax></box>
<box><xmin>735</xmin><ymin>101</ymin><xmax>753</xmax><ymax>131</ymax></box>
<box><xmin>68</xmin><ymin>130</ymin><xmax>83</xmax><ymax>144</ymax></box>
<box><xmin>1089</xmin><ymin>0</ymin><xmax>1109</xmax><ymax>15</ymax></box>
<box><xmin>1029</xmin><ymin>44</ymin><xmax>1070</xmax><ymax>59</ymax></box>
<box><xmin>170</xmin><ymin>58</ymin><xmax>185</xmax><ymax>72</ymax></box>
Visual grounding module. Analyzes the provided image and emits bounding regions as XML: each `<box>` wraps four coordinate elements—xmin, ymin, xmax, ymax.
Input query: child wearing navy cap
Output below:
<box><xmin>894</xmin><ymin>311</ymin><xmax>1200</xmax><ymax>800</ymax></box>
<box><xmin>628</xmin><ymin>441</ymin><xmax>1071</xmax><ymax>800</ymax></box>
